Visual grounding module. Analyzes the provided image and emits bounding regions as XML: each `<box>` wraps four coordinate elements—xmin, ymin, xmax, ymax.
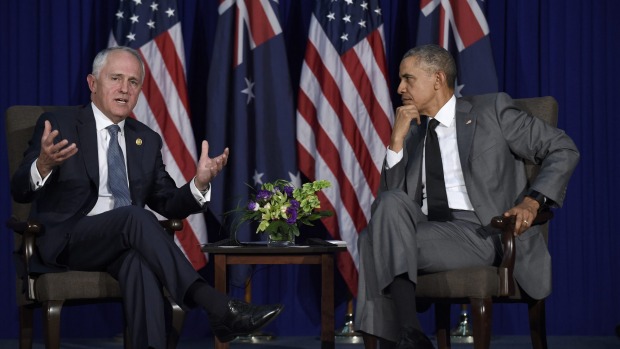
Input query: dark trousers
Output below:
<box><xmin>57</xmin><ymin>206</ymin><xmax>204</xmax><ymax>349</ymax></box>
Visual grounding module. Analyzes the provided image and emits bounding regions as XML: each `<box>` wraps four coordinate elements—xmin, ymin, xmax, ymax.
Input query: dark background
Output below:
<box><xmin>1</xmin><ymin>0</ymin><xmax>619</xmax><ymax>340</ymax></box>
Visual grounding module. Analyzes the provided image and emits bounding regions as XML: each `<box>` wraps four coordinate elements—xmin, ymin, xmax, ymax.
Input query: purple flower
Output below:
<box><xmin>247</xmin><ymin>201</ymin><xmax>258</xmax><ymax>211</ymax></box>
<box><xmin>286</xmin><ymin>206</ymin><xmax>298</xmax><ymax>224</ymax></box>
<box><xmin>256</xmin><ymin>189</ymin><xmax>272</xmax><ymax>201</ymax></box>
<box><xmin>290</xmin><ymin>199</ymin><xmax>300</xmax><ymax>209</ymax></box>
<box><xmin>283</xmin><ymin>185</ymin><xmax>294</xmax><ymax>197</ymax></box>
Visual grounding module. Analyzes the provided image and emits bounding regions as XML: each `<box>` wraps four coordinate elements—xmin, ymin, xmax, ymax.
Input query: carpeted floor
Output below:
<box><xmin>0</xmin><ymin>336</ymin><xmax>618</xmax><ymax>349</ymax></box>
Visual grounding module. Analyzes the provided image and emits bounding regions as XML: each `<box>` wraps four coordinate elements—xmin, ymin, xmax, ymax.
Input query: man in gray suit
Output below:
<box><xmin>355</xmin><ymin>45</ymin><xmax>579</xmax><ymax>348</ymax></box>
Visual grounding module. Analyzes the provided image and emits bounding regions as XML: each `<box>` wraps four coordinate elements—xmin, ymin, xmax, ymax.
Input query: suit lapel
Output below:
<box><xmin>455</xmin><ymin>99</ymin><xmax>475</xmax><ymax>175</ymax></box>
<box><xmin>123</xmin><ymin>119</ymin><xmax>144</xmax><ymax>203</ymax></box>
<box><xmin>405</xmin><ymin>117</ymin><xmax>427</xmax><ymax>202</ymax></box>
<box><xmin>77</xmin><ymin>106</ymin><xmax>100</xmax><ymax>186</ymax></box>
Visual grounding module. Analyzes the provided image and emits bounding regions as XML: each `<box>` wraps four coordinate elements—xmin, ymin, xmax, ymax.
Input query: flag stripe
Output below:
<box><xmin>135</xmin><ymin>47</ymin><xmax>207</xmax><ymax>268</ymax></box>
<box><xmin>303</xmin><ymin>41</ymin><xmax>381</xmax><ymax>192</ymax></box>
<box><xmin>153</xmin><ymin>32</ymin><xmax>191</xmax><ymax>115</ymax></box>
<box><xmin>342</xmin><ymin>43</ymin><xmax>391</xmax><ymax>146</ymax></box>
<box><xmin>297</xmin><ymin>119</ymin><xmax>360</xmax><ymax>263</ymax></box>
<box><xmin>308</xmin><ymin>22</ymin><xmax>391</xmax><ymax>175</ymax></box>
<box><xmin>138</xmin><ymin>49</ymin><xmax>196</xmax><ymax>180</ymax></box>
<box><xmin>132</xmin><ymin>94</ymin><xmax>208</xmax><ymax>268</ymax></box>
<box><xmin>111</xmin><ymin>1</ymin><xmax>208</xmax><ymax>270</ymax></box>
<box><xmin>297</xmin><ymin>89</ymin><xmax>369</xmax><ymax>232</ymax></box>
<box><xmin>297</xmin><ymin>1</ymin><xmax>393</xmax><ymax>296</ymax></box>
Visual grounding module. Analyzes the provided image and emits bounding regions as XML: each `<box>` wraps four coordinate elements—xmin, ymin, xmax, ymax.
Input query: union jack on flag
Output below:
<box><xmin>297</xmin><ymin>0</ymin><xmax>394</xmax><ymax>296</ymax></box>
<box><xmin>417</xmin><ymin>0</ymin><xmax>498</xmax><ymax>96</ymax></box>
<box><xmin>110</xmin><ymin>0</ymin><xmax>208</xmax><ymax>269</ymax></box>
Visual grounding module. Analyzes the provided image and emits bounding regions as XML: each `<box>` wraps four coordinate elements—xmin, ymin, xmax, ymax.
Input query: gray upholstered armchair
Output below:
<box><xmin>5</xmin><ymin>105</ymin><xmax>186</xmax><ymax>349</ymax></box>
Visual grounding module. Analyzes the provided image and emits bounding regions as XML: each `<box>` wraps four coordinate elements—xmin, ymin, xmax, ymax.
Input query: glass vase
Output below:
<box><xmin>268</xmin><ymin>228</ymin><xmax>295</xmax><ymax>247</ymax></box>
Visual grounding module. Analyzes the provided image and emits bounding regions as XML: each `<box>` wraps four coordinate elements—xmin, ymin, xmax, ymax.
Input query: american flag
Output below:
<box><xmin>296</xmin><ymin>0</ymin><xmax>393</xmax><ymax>296</ymax></box>
<box><xmin>110</xmin><ymin>0</ymin><xmax>208</xmax><ymax>269</ymax></box>
<box><xmin>206</xmin><ymin>0</ymin><xmax>297</xmax><ymax>286</ymax></box>
<box><xmin>417</xmin><ymin>0</ymin><xmax>498</xmax><ymax>96</ymax></box>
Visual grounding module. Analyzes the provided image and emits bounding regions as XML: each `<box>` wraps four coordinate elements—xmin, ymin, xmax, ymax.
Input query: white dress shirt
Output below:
<box><xmin>30</xmin><ymin>103</ymin><xmax>210</xmax><ymax>215</ymax></box>
<box><xmin>385</xmin><ymin>95</ymin><xmax>474</xmax><ymax>214</ymax></box>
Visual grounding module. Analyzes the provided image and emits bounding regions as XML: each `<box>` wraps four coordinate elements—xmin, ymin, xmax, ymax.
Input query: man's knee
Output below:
<box><xmin>117</xmin><ymin>206</ymin><xmax>168</xmax><ymax>240</ymax></box>
<box><xmin>372</xmin><ymin>190</ymin><xmax>413</xmax><ymax>217</ymax></box>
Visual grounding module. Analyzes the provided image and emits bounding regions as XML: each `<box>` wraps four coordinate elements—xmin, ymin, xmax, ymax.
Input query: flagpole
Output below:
<box><xmin>450</xmin><ymin>304</ymin><xmax>474</xmax><ymax>343</ymax></box>
<box><xmin>335</xmin><ymin>295</ymin><xmax>363</xmax><ymax>343</ymax></box>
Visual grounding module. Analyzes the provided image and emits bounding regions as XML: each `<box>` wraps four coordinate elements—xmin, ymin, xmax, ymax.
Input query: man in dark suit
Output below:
<box><xmin>10</xmin><ymin>46</ymin><xmax>283</xmax><ymax>348</ymax></box>
<box><xmin>354</xmin><ymin>45</ymin><xmax>580</xmax><ymax>348</ymax></box>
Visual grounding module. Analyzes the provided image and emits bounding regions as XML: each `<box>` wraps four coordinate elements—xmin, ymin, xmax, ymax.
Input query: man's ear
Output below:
<box><xmin>87</xmin><ymin>74</ymin><xmax>96</xmax><ymax>93</ymax></box>
<box><xmin>434</xmin><ymin>71</ymin><xmax>447</xmax><ymax>90</ymax></box>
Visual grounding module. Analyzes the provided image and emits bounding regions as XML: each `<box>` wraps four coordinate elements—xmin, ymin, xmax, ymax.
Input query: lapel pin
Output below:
<box><xmin>136</xmin><ymin>138</ymin><xmax>143</xmax><ymax>146</ymax></box>
<box><xmin>465</xmin><ymin>119</ymin><xmax>472</xmax><ymax>125</ymax></box>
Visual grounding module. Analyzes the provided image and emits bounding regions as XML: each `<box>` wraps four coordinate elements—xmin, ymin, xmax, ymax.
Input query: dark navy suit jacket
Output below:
<box><xmin>10</xmin><ymin>104</ymin><xmax>205</xmax><ymax>266</ymax></box>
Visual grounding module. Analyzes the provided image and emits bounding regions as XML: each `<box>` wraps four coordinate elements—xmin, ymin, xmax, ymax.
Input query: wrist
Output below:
<box><xmin>526</xmin><ymin>190</ymin><xmax>548</xmax><ymax>211</ymax></box>
<box><xmin>194</xmin><ymin>178</ymin><xmax>210</xmax><ymax>193</ymax></box>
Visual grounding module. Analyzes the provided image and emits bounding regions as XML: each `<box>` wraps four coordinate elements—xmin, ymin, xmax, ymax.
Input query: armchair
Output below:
<box><xmin>5</xmin><ymin>105</ymin><xmax>186</xmax><ymax>349</ymax></box>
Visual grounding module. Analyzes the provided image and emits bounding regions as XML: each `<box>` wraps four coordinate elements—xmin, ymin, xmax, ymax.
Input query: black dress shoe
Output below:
<box><xmin>210</xmin><ymin>300</ymin><xmax>284</xmax><ymax>343</ymax></box>
<box><xmin>395</xmin><ymin>327</ymin><xmax>434</xmax><ymax>349</ymax></box>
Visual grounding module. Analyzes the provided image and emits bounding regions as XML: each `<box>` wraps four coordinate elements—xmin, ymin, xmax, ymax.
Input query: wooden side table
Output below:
<box><xmin>202</xmin><ymin>243</ymin><xmax>347</xmax><ymax>349</ymax></box>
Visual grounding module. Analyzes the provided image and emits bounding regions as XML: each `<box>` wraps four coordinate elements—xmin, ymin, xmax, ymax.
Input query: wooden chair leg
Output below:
<box><xmin>528</xmin><ymin>299</ymin><xmax>548</xmax><ymax>349</ymax></box>
<box><xmin>167</xmin><ymin>299</ymin><xmax>186</xmax><ymax>349</ymax></box>
<box><xmin>470</xmin><ymin>298</ymin><xmax>492</xmax><ymax>349</ymax></box>
<box><xmin>42</xmin><ymin>300</ymin><xmax>64</xmax><ymax>349</ymax></box>
<box><xmin>19</xmin><ymin>305</ymin><xmax>34</xmax><ymax>349</ymax></box>
<box><xmin>434</xmin><ymin>303</ymin><xmax>451</xmax><ymax>349</ymax></box>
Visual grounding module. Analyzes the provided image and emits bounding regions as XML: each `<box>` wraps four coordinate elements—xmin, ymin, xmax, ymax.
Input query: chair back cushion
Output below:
<box><xmin>5</xmin><ymin>105</ymin><xmax>122</xmax><ymax>303</ymax></box>
<box><xmin>513</xmin><ymin>97</ymin><xmax>559</xmax><ymax>186</ymax></box>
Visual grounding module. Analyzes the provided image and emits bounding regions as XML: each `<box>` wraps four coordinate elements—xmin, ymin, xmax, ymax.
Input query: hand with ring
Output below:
<box><xmin>503</xmin><ymin>197</ymin><xmax>539</xmax><ymax>236</ymax></box>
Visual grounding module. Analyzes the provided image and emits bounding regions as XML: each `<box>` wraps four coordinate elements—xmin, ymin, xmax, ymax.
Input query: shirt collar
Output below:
<box><xmin>432</xmin><ymin>95</ymin><xmax>456</xmax><ymax>127</ymax></box>
<box><xmin>91</xmin><ymin>102</ymin><xmax>126</xmax><ymax>133</ymax></box>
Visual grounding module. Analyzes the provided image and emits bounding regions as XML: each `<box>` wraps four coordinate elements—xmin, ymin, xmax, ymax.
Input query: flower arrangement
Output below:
<box><xmin>235</xmin><ymin>179</ymin><xmax>332</xmax><ymax>245</ymax></box>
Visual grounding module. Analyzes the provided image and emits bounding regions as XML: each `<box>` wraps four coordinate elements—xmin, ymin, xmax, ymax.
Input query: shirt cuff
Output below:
<box><xmin>30</xmin><ymin>159</ymin><xmax>51</xmax><ymax>190</ymax></box>
<box><xmin>191</xmin><ymin>177</ymin><xmax>211</xmax><ymax>204</ymax></box>
<box><xmin>385</xmin><ymin>146</ymin><xmax>404</xmax><ymax>169</ymax></box>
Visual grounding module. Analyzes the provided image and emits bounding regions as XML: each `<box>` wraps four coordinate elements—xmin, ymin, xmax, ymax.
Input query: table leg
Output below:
<box><xmin>321</xmin><ymin>253</ymin><xmax>335</xmax><ymax>349</ymax></box>
<box><xmin>213</xmin><ymin>255</ymin><xmax>229</xmax><ymax>349</ymax></box>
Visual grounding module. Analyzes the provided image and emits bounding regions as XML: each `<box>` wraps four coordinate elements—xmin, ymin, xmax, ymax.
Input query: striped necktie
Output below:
<box><xmin>106</xmin><ymin>125</ymin><xmax>131</xmax><ymax>208</ymax></box>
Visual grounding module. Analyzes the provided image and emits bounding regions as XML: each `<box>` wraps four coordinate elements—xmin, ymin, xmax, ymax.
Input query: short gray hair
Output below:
<box><xmin>91</xmin><ymin>46</ymin><xmax>145</xmax><ymax>83</ymax></box>
<box><xmin>403</xmin><ymin>44</ymin><xmax>457</xmax><ymax>90</ymax></box>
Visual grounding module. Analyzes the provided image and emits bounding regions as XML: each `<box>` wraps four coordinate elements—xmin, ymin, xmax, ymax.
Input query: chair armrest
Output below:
<box><xmin>6</xmin><ymin>216</ymin><xmax>42</xmax><ymax>271</ymax></box>
<box><xmin>490</xmin><ymin>209</ymin><xmax>554</xmax><ymax>296</ymax></box>
<box><xmin>7</xmin><ymin>216</ymin><xmax>43</xmax><ymax>300</ymax></box>
<box><xmin>7</xmin><ymin>217</ymin><xmax>183</xmax><ymax>265</ymax></box>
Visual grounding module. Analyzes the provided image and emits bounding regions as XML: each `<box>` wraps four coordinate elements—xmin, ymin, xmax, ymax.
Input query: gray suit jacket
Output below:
<box><xmin>379</xmin><ymin>92</ymin><xmax>579</xmax><ymax>299</ymax></box>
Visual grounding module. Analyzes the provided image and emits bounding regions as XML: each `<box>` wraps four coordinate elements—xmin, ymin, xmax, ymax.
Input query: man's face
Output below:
<box><xmin>397</xmin><ymin>56</ymin><xmax>437</xmax><ymax>115</ymax></box>
<box><xmin>87</xmin><ymin>50</ymin><xmax>143</xmax><ymax>123</ymax></box>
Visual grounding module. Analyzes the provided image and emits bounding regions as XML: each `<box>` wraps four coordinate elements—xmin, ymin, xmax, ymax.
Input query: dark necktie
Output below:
<box><xmin>425</xmin><ymin>118</ymin><xmax>451</xmax><ymax>221</ymax></box>
<box><xmin>107</xmin><ymin>125</ymin><xmax>131</xmax><ymax>208</ymax></box>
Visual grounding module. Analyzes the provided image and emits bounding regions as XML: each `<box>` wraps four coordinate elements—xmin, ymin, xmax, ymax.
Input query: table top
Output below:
<box><xmin>201</xmin><ymin>240</ymin><xmax>347</xmax><ymax>254</ymax></box>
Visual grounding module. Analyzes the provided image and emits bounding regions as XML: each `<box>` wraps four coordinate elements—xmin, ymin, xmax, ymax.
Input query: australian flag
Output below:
<box><xmin>417</xmin><ymin>0</ymin><xmax>498</xmax><ymax>96</ymax></box>
<box><xmin>205</xmin><ymin>0</ymin><xmax>297</xmax><ymax>286</ymax></box>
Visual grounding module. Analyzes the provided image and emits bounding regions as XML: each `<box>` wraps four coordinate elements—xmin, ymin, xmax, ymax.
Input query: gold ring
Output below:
<box><xmin>523</xmin><ymin>220</ymin><xmax>529</xmax><ymax>225</ymax></box>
